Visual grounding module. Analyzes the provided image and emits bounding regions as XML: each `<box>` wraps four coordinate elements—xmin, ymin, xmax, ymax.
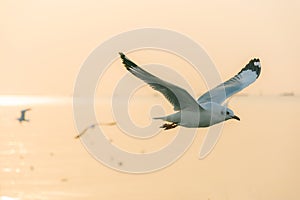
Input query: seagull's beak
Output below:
<box><xmin>232</xmin><ymin>115</ymin><xmax>240</xmax><ymax>121</ymax></box>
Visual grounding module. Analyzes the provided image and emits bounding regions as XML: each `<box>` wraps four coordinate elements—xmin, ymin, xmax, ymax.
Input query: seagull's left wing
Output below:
<box><xmin>197</xmin><ymin>58</ymin><xmax>261</xmax><ymax>105</ymax></box>
<box><xmin>120</xmin><ymin>52</ymin><xmax>203</xmax><ymax>111</ymax></box>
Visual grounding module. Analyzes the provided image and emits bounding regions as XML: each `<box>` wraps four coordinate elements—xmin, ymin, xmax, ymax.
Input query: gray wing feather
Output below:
<box><xmin>197</xmin><ymin>58</ymin><xmax>261</xmax><ymax>105</ymax></box>
<box><xmin>119</xmin><ymin>52</ymin><xmax>203</xmax><ymax>111</ymax></box>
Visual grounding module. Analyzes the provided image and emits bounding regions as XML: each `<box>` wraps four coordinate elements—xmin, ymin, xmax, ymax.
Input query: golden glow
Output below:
<box><xmin>0</xmin><ymin>95</ymin><xmax>68</xmax><ymax>106</ymax></box>
<box><xmin>0</xmin><ymin>1</ymin><xmax>299</xmax><ymax>95</ymax></box>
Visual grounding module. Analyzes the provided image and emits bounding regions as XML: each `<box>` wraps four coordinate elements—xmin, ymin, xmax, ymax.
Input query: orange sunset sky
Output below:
<box><xmin>0</xmin><ymin>0</ymin><xmax>299</xmax><ymax>96</ymax></box>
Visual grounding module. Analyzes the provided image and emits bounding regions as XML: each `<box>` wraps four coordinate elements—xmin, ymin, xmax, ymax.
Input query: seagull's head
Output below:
<box><xmin>222</xmin><ymin>108</ymin><xmax>240</xmax><ymax>121</ymax></box>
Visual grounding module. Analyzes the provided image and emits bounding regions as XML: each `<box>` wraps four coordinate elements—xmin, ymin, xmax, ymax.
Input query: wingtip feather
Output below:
<box><xmin>119</xmin><ymin>52</ymin><xmax>125</xmax><ymax>59</ymax></box>
<box><xmin>239</xmin><ymin>58</ymin><xmax>261</xmax><ymax>78</ymax></box>
<box><xmin>119</xmin><ymin>52</ymin><xmax>138</xmax><ymax>70</ymax></box>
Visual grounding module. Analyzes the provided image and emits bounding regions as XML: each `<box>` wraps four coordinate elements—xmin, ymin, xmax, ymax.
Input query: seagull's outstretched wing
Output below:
<box><xmin>74</xmin><ymin>127</ymin><xmax>90</xmax><ymax>139</ymax></box>
<box><xmin>197</xmin><ymin>58</ymin><xmax>261</xmax><ymax>105</ymax></box>
<box><xmin>74</xmin><ymin>122</ymin><xmax>116</xmax><ymax>139</ymax></box>
<box><xmin>21</xmin><ymin>108</ymin><xmax>31</xmax><ymax>118</ymax></box>
<box><xmin>119</xmin><ymin>52</ymin><xmax>203</xmax><ymax>111</ymax></box>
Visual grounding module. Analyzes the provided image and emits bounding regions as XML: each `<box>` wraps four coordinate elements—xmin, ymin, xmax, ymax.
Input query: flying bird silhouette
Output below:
<box><xmin>74</xmin><ymin>122</ymin><xmax>116</xmax><ymax>139</ymax></box>
<box><xmin>119</xmin><ymin>52</ymin><xmax>261</xmax><ymax>130</ymax></box>
<box><xmin>17</xmin><ymin>108</ymin><xmax>31</xmax><ymax>123</ymax></box>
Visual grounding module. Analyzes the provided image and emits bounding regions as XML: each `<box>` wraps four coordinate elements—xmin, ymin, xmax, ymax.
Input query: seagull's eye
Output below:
<box><xmin>226</xmin><ymin>111</ymin><xmax>230</xmax><ymax>115</ymax></box>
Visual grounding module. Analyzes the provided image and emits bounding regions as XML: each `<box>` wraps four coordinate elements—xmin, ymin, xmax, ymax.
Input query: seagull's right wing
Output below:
<box><xmin>119</xmin><ymin>52</ymin><xmax>203</xmax><ymax>111</ymax></box>
<box><xmin>20</xmin><ymin>111</ymin><xmax>25</xmax><ymax>118</ymax></box>
<box><xmin>197</xmin><ymin>58</ymin><xmax>261</xmax><ymax>105</ymax></box>
<box><xmin>21</xmin><ymin>108</ymin><xmax>31</xmax><ymax>113</ymax></box>
<box><xmin>21</xmin><ymin>108</ymin><xmax>31</xmax><ymax>118</ymax></box>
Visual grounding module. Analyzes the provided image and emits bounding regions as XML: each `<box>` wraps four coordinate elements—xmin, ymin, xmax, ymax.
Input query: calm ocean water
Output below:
<box><xmin>0</xmin><ymin>96</ymin><xmax>299</xmax><ymax>200</ymax></box>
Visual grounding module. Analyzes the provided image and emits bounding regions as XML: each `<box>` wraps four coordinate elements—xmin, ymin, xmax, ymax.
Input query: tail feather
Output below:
<box><xmin>152</xmin><ymin>116</ymin><xmax>166</xmax><ymax>120</ymax></box>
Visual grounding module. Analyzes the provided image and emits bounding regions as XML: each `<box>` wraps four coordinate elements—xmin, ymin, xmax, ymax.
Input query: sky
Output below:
<box><xmin>0</xmin><ymin>0</ymin><xmax>299</xmax><ymax>96</ymax></box>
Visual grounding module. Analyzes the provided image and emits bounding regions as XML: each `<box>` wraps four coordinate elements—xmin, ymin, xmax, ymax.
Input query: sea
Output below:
<box><xmin>0</xmin><ymin>95</ymin><xmax>299</xmax><ymax>200</ymax></box>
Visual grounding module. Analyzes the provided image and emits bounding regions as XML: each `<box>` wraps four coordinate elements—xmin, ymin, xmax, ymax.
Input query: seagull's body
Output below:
<box><xmin>17</xmin><ymin>108</ymin><xmax>31</xmax><ymax>123</ymax></box>
<box><xmin>154</xmin><ymin>103</ymin><xmax>233</xmax><ymax>128</ymax></box>
<box><xmin>119</xmin><ymin>52</ymin><xmax>261</xmax><ymax>130</ymax></box>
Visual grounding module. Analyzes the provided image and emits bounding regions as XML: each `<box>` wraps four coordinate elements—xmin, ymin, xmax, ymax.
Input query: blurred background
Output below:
<box><xmin>0</xmin><ymin>1</ymin><xmax>299</xmax><ymax>200</ymax></box>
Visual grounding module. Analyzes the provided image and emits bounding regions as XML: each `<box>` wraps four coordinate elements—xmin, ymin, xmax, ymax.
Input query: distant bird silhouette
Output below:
<box><xmin>74</xmin><ymin>122</ymin><xmax>116</xmax><ymax>139</ymax></box>
<box><xmin>17</xmin><ymin>108</ymin><xmax>31</xmax><ymax>123</ymax></box>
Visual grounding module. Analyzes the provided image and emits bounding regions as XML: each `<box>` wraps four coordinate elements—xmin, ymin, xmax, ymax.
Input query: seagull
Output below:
<box><xmin>74</xmin><ymin>122</ymin><xmax>116</xmax><ymax>139</ymax></box>
<box><xmin>119</xmin><ymin>52</ymin><xmax>261</xmax><ymax>130</ymax></box>
<box><xmin>17</xmin><ymin>108</ymin><xmax>31</xmax><ymax>123</ymax></box>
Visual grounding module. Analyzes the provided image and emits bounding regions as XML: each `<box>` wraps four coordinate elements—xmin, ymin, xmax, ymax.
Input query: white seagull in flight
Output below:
<box><xmin>119</xmin><ymin>52</ymin><xmax>261</xmax><ymax>130</ymax></box>
<box><xmin>17</xmin><ymin>108</ymin><xmax>31</xmax><ymax>123</ymax></box>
